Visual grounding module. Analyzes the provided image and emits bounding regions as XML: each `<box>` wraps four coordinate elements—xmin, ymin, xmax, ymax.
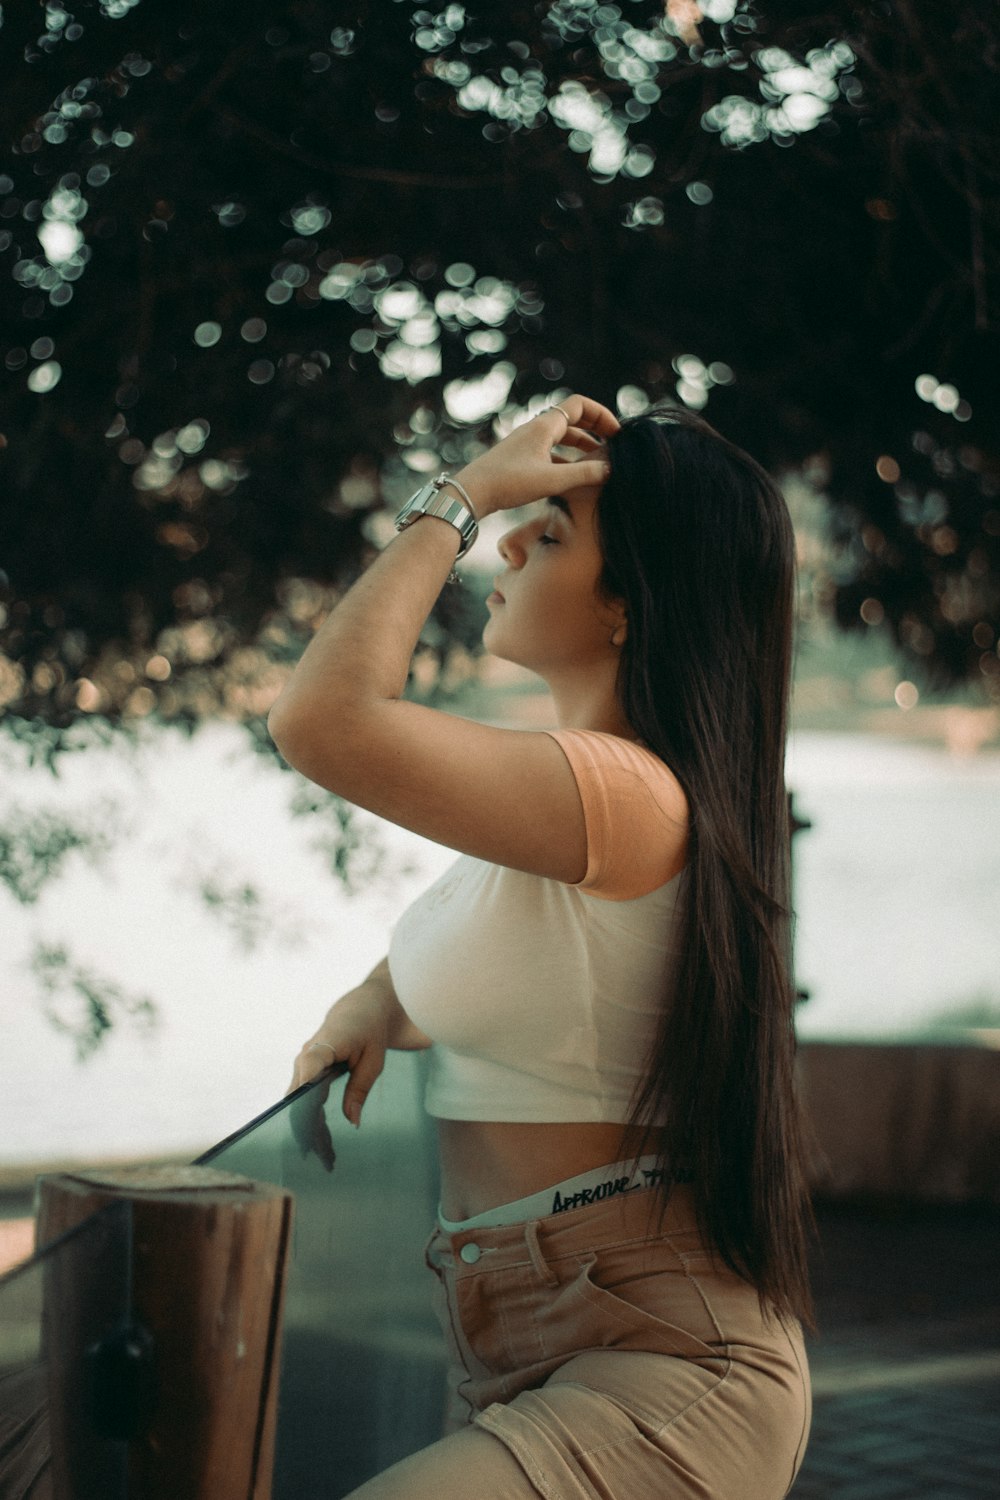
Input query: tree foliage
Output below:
<box><xmin>2</xmin><ymin>0</ymin><xmax>999</xmax><ymax>748</ymax></box>
<box><xmin>29</xmin><ymin>938</ymin><xmax>157</xmax><ymax>1058</ymax></box>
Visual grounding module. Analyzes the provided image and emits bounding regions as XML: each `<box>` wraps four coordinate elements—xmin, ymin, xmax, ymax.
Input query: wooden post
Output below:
<box><xmin>36</xmin><ymin>1164</ymin><xmax>293</xmax><ymax>1500</ymax></box>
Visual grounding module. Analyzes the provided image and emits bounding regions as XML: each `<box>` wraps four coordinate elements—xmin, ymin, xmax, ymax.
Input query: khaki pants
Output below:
<box><xmin>423</xmin><ymin>1184</ymin><xmax>811</xmax><ymax>1500</ymax></box>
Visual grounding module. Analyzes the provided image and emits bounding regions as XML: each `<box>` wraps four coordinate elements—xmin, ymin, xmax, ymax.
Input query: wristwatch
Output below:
<box><xmin>394</xmin><ymin>473</ymin><xmax>479</xmax><ymax>561</ymax></box>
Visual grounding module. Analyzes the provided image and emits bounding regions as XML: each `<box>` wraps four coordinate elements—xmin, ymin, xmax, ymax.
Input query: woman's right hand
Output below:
<box><xmin>286</xmin><ymin>986</ymin><xmax>391</xmax><ymax>1128</ymax></box>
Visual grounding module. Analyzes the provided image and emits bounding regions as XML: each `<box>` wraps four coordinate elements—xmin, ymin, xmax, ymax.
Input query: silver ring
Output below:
<box><xmin>307</xmin><ymin>1041</ymin><xmax>337</xmax><ymax>1059</ymax></box>
<box><xmin>550</xmin><ymin>404</ymin><xmax>572</xmax><ymax>424</ymax></box>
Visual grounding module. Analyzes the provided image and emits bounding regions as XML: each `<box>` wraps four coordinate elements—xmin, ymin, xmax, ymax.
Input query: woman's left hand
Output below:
<box><xmin>451</xmin><ymin>393</ymin><xmax>620</xmax><ymax>520</ymax></box>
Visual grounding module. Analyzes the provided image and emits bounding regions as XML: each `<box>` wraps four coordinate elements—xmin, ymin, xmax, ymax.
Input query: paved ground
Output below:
<box><xmin>793</xmin><ymin>1200</ymin><xmax>999</xmax><ymax>1499</ymax></box>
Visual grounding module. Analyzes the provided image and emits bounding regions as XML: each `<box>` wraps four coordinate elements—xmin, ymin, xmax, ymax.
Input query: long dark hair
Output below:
<box><xmin>599</xmin><ymin>405</ymin><xmax>814</xmax><ymax>1327</ymax></box>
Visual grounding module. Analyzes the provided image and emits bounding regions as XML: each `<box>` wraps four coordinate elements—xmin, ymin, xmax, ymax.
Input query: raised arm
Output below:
<box><xmin>266</xmin><ymin>397</ymin><xmax>626</xmax><ymax>883</ymax></box>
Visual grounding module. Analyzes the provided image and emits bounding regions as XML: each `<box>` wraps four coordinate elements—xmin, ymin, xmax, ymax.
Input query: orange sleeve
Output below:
<box><xmin>543</xmin><ymin>730</ymin><xmax>689</xmax><ymax>901</ymax></box>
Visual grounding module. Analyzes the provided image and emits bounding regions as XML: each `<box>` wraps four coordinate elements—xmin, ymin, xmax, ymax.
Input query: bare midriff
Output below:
<box><xmin>436</xmin><ymin>1117</ymin><xmax>658</xmax><ymax>1221</ymax></box>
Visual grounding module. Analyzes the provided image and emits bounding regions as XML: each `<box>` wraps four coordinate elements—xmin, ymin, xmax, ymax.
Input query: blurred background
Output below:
<box><xmin>1</xmin><ymin>3</ymin><xmax>998</xmax><ymax>1495</ymax></box>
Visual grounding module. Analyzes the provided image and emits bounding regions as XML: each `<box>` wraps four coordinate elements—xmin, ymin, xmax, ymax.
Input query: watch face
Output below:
<box><xmin>396</xmin><ymin>484</ymin><xmax>433</xmax><ymax>528</ymax></box>
<box><xmin>395</xmin><ymin>480</ymin><xmax>478</xmax><ymax>555</ymax></box>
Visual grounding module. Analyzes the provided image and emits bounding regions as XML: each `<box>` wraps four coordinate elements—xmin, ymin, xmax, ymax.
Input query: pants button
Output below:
<box><xmin>459</xmin><ymin>1242</ymin><xmax>481</xmax><ymax>1264</ymax></box>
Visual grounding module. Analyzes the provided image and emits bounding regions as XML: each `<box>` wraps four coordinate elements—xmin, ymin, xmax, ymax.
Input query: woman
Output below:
<box><xmin>273</xmin><ymin>394</ymin><xmax>813</xmax><ymax>1499</ymax></box>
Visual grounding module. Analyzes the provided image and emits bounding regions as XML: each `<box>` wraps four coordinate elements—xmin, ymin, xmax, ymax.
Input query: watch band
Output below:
<box><xmin>394</xmin><ymin>473</ymin><xmax>479</xmax><ymax>561</ymax></box>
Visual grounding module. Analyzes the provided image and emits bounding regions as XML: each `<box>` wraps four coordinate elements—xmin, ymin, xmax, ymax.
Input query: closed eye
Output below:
<box><xmin>539</xmin><ymin>533</ymin><xmax>559</xmax><ymax>546</ymax></box>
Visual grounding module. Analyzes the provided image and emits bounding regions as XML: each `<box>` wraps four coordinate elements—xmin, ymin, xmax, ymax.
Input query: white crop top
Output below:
<box><xmin>387</xmin><ymin>729</ymin><xmax>689</xmax><ymax>1123</ymax></box>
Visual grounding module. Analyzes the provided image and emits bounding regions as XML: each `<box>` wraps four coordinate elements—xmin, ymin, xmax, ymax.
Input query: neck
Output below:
<box><xmin>543</xmin><ymin>663</ymin><xmax>636</xmax><ymax>740</ymax></box>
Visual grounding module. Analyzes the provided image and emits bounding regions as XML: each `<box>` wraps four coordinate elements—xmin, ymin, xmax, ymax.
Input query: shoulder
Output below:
<box><xmin>542</xmin><ymin>729</ymin><xmax>688</xmax><ymax>900</ymax></box>
<box><xmin>543</xmin><ymin>729</ymin><xmax>688</xmax><ymax>821</ymax></box>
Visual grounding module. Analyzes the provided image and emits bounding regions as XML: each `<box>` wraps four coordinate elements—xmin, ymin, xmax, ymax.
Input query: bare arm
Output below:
<box><xmin>288</xmin><ymin>955</ymin><xmax>431</xmax><ymax>1126</ymax></box>
<box><xmin>266</xmin><ymin>398</ymin><xmax>621</xmax><ymax>883</ymax></box>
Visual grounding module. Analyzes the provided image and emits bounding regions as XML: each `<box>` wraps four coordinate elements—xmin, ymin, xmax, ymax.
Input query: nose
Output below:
<box><xmin>497</xmin><ymin>519</ymin><xmax>530</xmax><ymax>567</ymax></box>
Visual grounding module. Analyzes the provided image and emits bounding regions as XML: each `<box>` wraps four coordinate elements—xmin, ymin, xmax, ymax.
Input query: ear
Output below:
<box><xmin>596</xmin><ymin>569</ymin><xmax>627</xmax><ymax>645</ymax></box>
<box><xmin>606</xmin><ymin>595</ymin><xmax>628</xmax><ymax>647</ymax></box>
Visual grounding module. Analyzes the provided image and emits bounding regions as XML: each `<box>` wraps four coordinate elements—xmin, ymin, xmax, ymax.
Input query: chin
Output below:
<box><xmin>482</xmin><ymin>616</ymin><xmax>503</xmax><ymax>653</ymax></box>
<box><xmin>482</xmin><ymin>625</ymin><xmax>525</xmax><ymax>673</ymax></box>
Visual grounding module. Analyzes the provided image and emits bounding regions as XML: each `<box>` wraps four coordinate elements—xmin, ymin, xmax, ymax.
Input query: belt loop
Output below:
<box><xmin>525</xmin><ymin>1220</ymin><xmax>559</xmax><ymax>1288</ymax></box>
<box><xmin>423</xmin><ymin>1225</ymin><xmax>446</xmax><ymax>1273</ymax></box>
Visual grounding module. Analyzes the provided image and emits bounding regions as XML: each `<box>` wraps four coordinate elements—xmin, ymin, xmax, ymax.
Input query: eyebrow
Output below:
<box><xmin>547</xmin><ymin>495</ymin><xmax>575</xmax><ymax>522</ymax></box>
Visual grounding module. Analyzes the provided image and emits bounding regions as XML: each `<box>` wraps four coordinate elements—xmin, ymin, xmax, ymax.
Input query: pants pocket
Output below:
<box><xmin>570</xmin><ymin>1247</ymin><xmax>730</xmax><ymax>1366</ymax></box>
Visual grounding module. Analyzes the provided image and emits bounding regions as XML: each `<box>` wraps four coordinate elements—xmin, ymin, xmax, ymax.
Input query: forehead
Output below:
<box><xmin>546</xmin><ymin>488</ymin><xmax>602</xmax><ymax>538</ymax></box>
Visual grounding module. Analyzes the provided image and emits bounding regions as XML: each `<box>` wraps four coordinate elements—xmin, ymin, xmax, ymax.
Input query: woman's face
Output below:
<box><xmin>483</xmin><ymin>478</ymin><xmax>625</xmax><ymax>678</ymax></box>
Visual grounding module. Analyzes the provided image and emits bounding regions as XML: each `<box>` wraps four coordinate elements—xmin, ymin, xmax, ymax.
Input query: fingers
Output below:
<box><xmin>286</xmin><ymin>1035</ymin><xmax>344</xmax><ymax>1098</ymax></box>
<box><xmin>286</xmin><ymin>1065</ymin><xmax>316</xmax><ymax>1097</ymax></box>
<box><xmin>547</xmin><ymin>456</ymin><xmax>612</xmax><ymax>494</ymax></box>
<box><xmin>550</xmin><ymin>447</ymin><xmax>608</xmax><ymax>476</ymax></box>
<box><xmin>539</xmin><ymin>395</ymin><xmax>620</xmax><ymax>439</ymax></box>
<box><xmin>556</xmin><ymin>428</ymin><xmax>605</xmax><ymax>454</ymax></box>
<box><xmin>341</xmin><ymin>1043</ymin><xmax>386</xmax><ymax>1128</ymax></box>
<box><xmin>286</xmin><ymin>1035</ymin><xmax>382</xmax><ymax>1128</ymax></box>
<box><xmin>453</xmin><ymin>395</ymin><xmax>615</xmax><ymax>516</ymax></box>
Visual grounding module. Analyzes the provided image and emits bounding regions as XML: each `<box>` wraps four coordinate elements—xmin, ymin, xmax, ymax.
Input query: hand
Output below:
<box><xmin>285</xmin><ymin>989</ymin><xmax>391</xmax><ymax>1128</ymax></box>
<box><xmin>451</xmin><ymin>393</ymin><xmax>619</xmax><ymax>520</ymax></box>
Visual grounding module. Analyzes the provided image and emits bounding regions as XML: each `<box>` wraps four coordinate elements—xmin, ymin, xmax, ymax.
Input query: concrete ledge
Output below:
<box><xmin>798</xmin><ymin>1037</ymin><xmax>1000</xmax><ymax>1204</ymax></box>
